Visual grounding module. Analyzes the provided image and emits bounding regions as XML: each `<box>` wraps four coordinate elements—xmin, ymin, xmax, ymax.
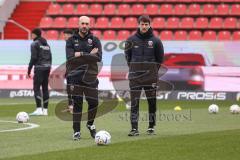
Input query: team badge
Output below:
<box><xmin>148</xmin><ymin>41</ymin><xmax>153</xmax><ymax>48</ymax></box>
<box><xmin>88</xmin><ymin>39</ymin><xmax>93</xmax><ymax>44</ymax></box>
<box><xmin>70</xmin><ymin>85</ymin><xmax>74</xmax><ymax>92</ymax></box>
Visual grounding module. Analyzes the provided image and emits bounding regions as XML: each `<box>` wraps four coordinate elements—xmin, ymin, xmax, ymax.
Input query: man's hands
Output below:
<box><xmin>74</xmin><ymin>52</ymin><xmax>82</xmax><ymax>57</ymax></box>
<box><xmin>26</xmin><ymin>74</ymin><xmax>31</xmax><ymax>79</ymax></box>
<box><xmin>75</xmin><ymin>48</ymin><xmax>98</xmax><ymax>57</ymax></box>
<box><xmin>90</xmin><ymin>48</ymin><xmax>98</xmax><ymax>54</ymax></box>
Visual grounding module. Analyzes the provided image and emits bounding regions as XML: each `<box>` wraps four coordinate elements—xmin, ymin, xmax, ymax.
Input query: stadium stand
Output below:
<box><xmin>2</xmin><ymin>0</ymin><xmax>240</xmax><ymax>40</ymax></box>
<box><xmin>4</xmin><ymin>1</ymin><xmax>50</xmax><ymax>39</ymax></box>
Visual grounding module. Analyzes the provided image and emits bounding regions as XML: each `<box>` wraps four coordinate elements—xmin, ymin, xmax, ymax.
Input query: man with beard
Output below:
<box><xmin>125</xmin><ymin>15</ymin><xmax>164</xmax><ymax>136</ymax></box>
<box><xmin>66</xmin><ymin>16</ymin><xmax>102</xmax><ymax>140</ymax></box>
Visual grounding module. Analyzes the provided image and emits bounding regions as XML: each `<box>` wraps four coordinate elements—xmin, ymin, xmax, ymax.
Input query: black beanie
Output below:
<box><xmin>31</xmin><ymin>28</ymin><xmax>42</xmax><ymax>37</ymax></box>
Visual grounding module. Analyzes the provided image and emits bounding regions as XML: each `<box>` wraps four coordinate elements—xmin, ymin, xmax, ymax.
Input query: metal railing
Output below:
<box><xmin>0</xmin><ymin>19</ymin><xmax>31</xmax><ymax>40</ymax></box>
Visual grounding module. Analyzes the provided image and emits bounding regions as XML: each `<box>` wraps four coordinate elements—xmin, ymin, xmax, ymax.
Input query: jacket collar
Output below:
<box><xmin>74</xmin><ymin>30</ymin><xmax>93</xmax><ymax>40</ymax></box>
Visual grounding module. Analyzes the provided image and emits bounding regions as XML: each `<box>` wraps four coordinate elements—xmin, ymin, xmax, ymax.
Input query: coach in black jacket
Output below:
<box><xmin>125</xmin><ymin>15</ymin><xmax>164</xmax><ymax>136</ymax></box>
<box><xmin>27</xmin><ymin>28</ymin><xmax>52</xmax><ymax>116</ymax></box>
<box><xmin>66</xmin><ymin>16</ymin><xmax>102</xmax><ymax>140</ymax></box>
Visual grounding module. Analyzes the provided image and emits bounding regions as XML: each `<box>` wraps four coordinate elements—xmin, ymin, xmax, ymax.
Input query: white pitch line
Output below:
<box><xmin>0</xmin><ymin>103</ymin><xmax>35</xmax><ymax>106</ymax></box>
<box><xmin>0</xmin><ymin>102</ymin><xmax>59</xmax><ymax>106</ymax></box>
<box><xmin>0</xmin><ymin>120</ymin><xmax>39</xmax><ymax>133</ymax></box>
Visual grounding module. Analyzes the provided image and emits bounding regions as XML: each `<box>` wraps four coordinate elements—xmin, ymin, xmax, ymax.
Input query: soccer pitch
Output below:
<box><xmin>0</xmin><ymin>99</ymin><xmax>240</xmax><ymax>160</ymax></box>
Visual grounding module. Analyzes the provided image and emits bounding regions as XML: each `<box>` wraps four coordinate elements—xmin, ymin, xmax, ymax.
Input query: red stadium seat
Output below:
<box><xmin>91</xmin><ymin>30</ymin><xmax>102</xmax><ymax>39</ymax></box>
<box><xmin>203</xmin><ymin>31</ymin><xmax>217</xmax><ymax>40</ymax></box>
<box><xmin>160</xmin><ymin>30</ymin><xmax>173</xmax><ymax>40</ymax></box>
<box><xmin>153</xmin><ymin>30</ymin><xmax>159</xmax><ymax>36</ymax></box>
<box><xmin>118</xmin><ymin>4</ymin><xmax>131</xmax><ymax>15</ymax></box>
<box><xmin>89</xmin><ymin>4</ymin><xmax>103</xmax><ymax>15</ymax></box>
<box><xmin>209</xmin><ymin>17</ymin><xmax>223</xmax><ymax>29</ymax></box>
<box><xmin>145</xmin><ymin>4</ymin><xmax>159</xmax><ymax>15</ymax></box>
<box><xmin>232</xmin><ymin>31</ymin><xmax>240</xmax><ymax>40</ymax></box>
<box><xmin>189</xmin><ymin>30</ymin><xmax>202</xmax><ymax>40</ymax></box>
<box><xmin>96</xmin><ymin>0</ymin><xmax>121</xmax><ymax>2</ymax></box>
<box><xmin>178</xmin><ymin>0</ymin><xmax>192</xmax><ymax>2</ymax></box>
<box><xmin>218</xmin><ymin>31</ymin><xmax>231</xmax><ymax>40</ymax></box>
<box><xmin>224</xmin><ymin>17</ymin><xmax>237</xmax><ymax>29</ymax></box>
<box><xmin>110</xmin><ymin>17</ymin><xmax>124</xmax><ymax>28</ymax></box>
<box><xmin>122</xmin><ymin>0</ymin><xmax>135</xmax><ymax>2</ymax></box>
<box><xmin>188</xmin><ymin>4</ymin><xmax>201</xmax><ymax>15</ymax></box>
<box><xmin>195</xmin><ymin>17</ymin><xmax>209</xmax><ymax>29</ymax></box>
<box><xmin>174</xmin><ymin>30</ymin><xmax>187</xmax><ymax>40</ymax></box>
<box><xmin>47</xmin><ymin>4</ymin><xmax>61</xmax><ymax>15</ymax></box>
<box><xmin>59</xmin><ymin>31</ymin><xmax>65</xmax><ymax>40</ymax></box>
<box><xmin>208</xmin><ymin>0</ymin><xmax>220</xmax><ymax>2</ymax></box>
<box><xmin>45</xmin><ymin>30</ymin><xmax>59</xmax><ymax>40</ymax></box>
<box><xmin>180</xmin><ymin>17</ymin><xmax>194</xmax><ymax>28</ymax></box>
<box><xmin>117</xmin><ymin>30</ymin><xmax>130</xmax><ymax>40</ymax></box>
<box><xmin>103</xmin><ymin>4</ymin><xmax>116</xmax><ymax>15</ymax></box>
<box><xmin>174</xmin><ymin>4</ymin><xmax>187</xmax><ymax>15</ymax></box>
<box><xmin>89</xmin><ymin>17</ymin><xmax>95</xmax><ymax>28</ymax></box>
<box><xmin>62</xmin><ymin>4</ymin><xmax>74</xmax><ymax>15</ymax></box>
<box><xmin>230</xmin><ymin>4</ymin><xmax>240</xmax><ymax>15</ymax></box>
<box><xmin>132</xmin><ymin>4</ymin><xmax>144</xmax><ymax>15</ymax></box>
<box><xmin>76</xmin><ymin>4</ymin><xmax>89</xmax><ymax>15</ymax></box>
<box><xmin>151</xmin><ymin>0</ymin><xmax>166</xmax><ymax>1</ymax></box>
<box><xmin>39</xmin><ymin>17</ymin><xmax>53</xmax><ymax>28</ymax></box>
<box><xmin>42</xmin><ymin>30</ymin><xmax>47</xmax><ymax>38</ymax></box>
<box><xmin>166</xmin><ymin>17</ymin><xmax>179</xmax><ymax>28</ymax></box>
<box><xmin>67</xmin><ymin>17</ymin><xmax>79</xmax><ymax>28</ymax></box>
<box><xmin>125</xmin><ymin>17</ymin><xmax>137</xmax><ymax>28</ymax></box>
<box><xmin>66</xmin><ymin>0</ymin><xmax>81</xmax><ymax>2</ymax></box>
<box><xmin>202</xmin><ymin>4</ymin><xmax>215</xmax><ymax>15</ymax></box>
<box><xmin>95</xmin><ymin>17</ymin><xmax>109</xmax><ymax>28</ymax></box>
<box><xmin>152</xmin><ymin>17</ymin><xmax>165</xmax><ymax>28</ymax></box>
<box><xmin>159</xmin><ymin>4</ymin><xmax>173</xmax><ymax>15</ymax></box>
<box><xmin>91</xmin><ymin>30</ymin><xmax>102</xmax><ymax>38</ymax></box>
<box><xmin>216</xmin><ymin>4</ymin><xmax>229</xmax><ymax>15</ymax></box>
<box><xmin>139</xmin><ymin>0</ymin><xmax>151</xmax><ymax>2</ymax></box>
<box><xmin>103</xmin><ymin>30</ymin><xmax>116</xmax><ymax>40</ymax></box>
<box><xmin>52</xmin><ymin>17</ymin><xmax>67</xmax><ymax>28</ymax></box>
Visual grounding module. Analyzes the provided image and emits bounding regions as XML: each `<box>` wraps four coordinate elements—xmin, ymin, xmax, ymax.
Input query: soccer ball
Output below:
<box><xmin>208</xmin><ymin>104</ymin><xmax>219</xmax><ymax>114</ymax></box>
<box><xmin>95</xmin><ymin>130</ymin><xmax>111</xmax><ymax>145</ymax></box>
<box><xmin>16</xmin><ymin>112</ymin><xmax>29</xmax><ymax>123</ymax></box>
<box><xmin>230</xmin><ymin>104</ymin><xmax>240</xmax><ymax>114</ymax></box>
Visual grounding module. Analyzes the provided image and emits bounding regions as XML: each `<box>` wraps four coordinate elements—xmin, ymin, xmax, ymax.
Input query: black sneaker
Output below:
<box><xmin>128</xmin><ymin>129</ymin><xmax>139</xmax><ymax>136</ymax></box>
<box><xmin>86</xmin><ymin>124</ymin><xmax>96</xmax><ymax>138</ymax></box>
<box><xmin>73</xmin><ymin>132</ymin><xmax>81</xmax><ymax>141</ymax></box>
<box><xmin>147</xmin><ymin>128</ymin><xmax>156</xmax><ymax>135</ymax></box>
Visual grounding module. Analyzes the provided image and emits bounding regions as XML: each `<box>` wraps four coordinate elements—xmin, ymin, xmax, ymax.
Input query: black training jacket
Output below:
<box><xmin>124</xmin><ymin>28</ymin><xmax>164</xmax><ymax>84</ymax></box>
<box><xmin>28</xmin><ymin>37</ymin><xmax>52</xmax><ymax>75</ymax></box>
<box><xmin>65</xmin><ymin>31</ymin><xmax>102</xmax><ymax>86</ymax></box>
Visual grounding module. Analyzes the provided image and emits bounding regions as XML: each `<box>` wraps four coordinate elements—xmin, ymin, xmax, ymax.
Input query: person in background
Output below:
<box><xmin>63</xmin><ymin>29</ymin><xmax>73</xmax><ymax>41</ymax></box>
<box><xmin>63</xmin><ymin>29</ymin><xmax>74</xmax><ymax>113</ymax></box>
<box><xmin>27</xmin><ymin>28</ymin><xmax>52</xmax><ymax>116</ymax></box>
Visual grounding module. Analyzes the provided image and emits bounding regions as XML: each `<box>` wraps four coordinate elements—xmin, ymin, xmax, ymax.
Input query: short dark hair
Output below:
<box><xmin>63</xmin><ymin>29</ymin><xmax>73</xmax><ymax>35</ymax></box>
<box><xmin>31</xmin><ymin>28</ymin><xmax>42</xmax><ymax>37</ymax></box>
<box><xmin>138</xmin><ymin>15</ymin><xmax>151</xmax><ymax>24</ymax></box>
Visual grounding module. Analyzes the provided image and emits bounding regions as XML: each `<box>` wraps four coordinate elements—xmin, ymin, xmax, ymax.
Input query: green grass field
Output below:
<box><xmin>0</xmin><ymin>98</ymin><xmax>240</xmax><ymax>160</ymax></box>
